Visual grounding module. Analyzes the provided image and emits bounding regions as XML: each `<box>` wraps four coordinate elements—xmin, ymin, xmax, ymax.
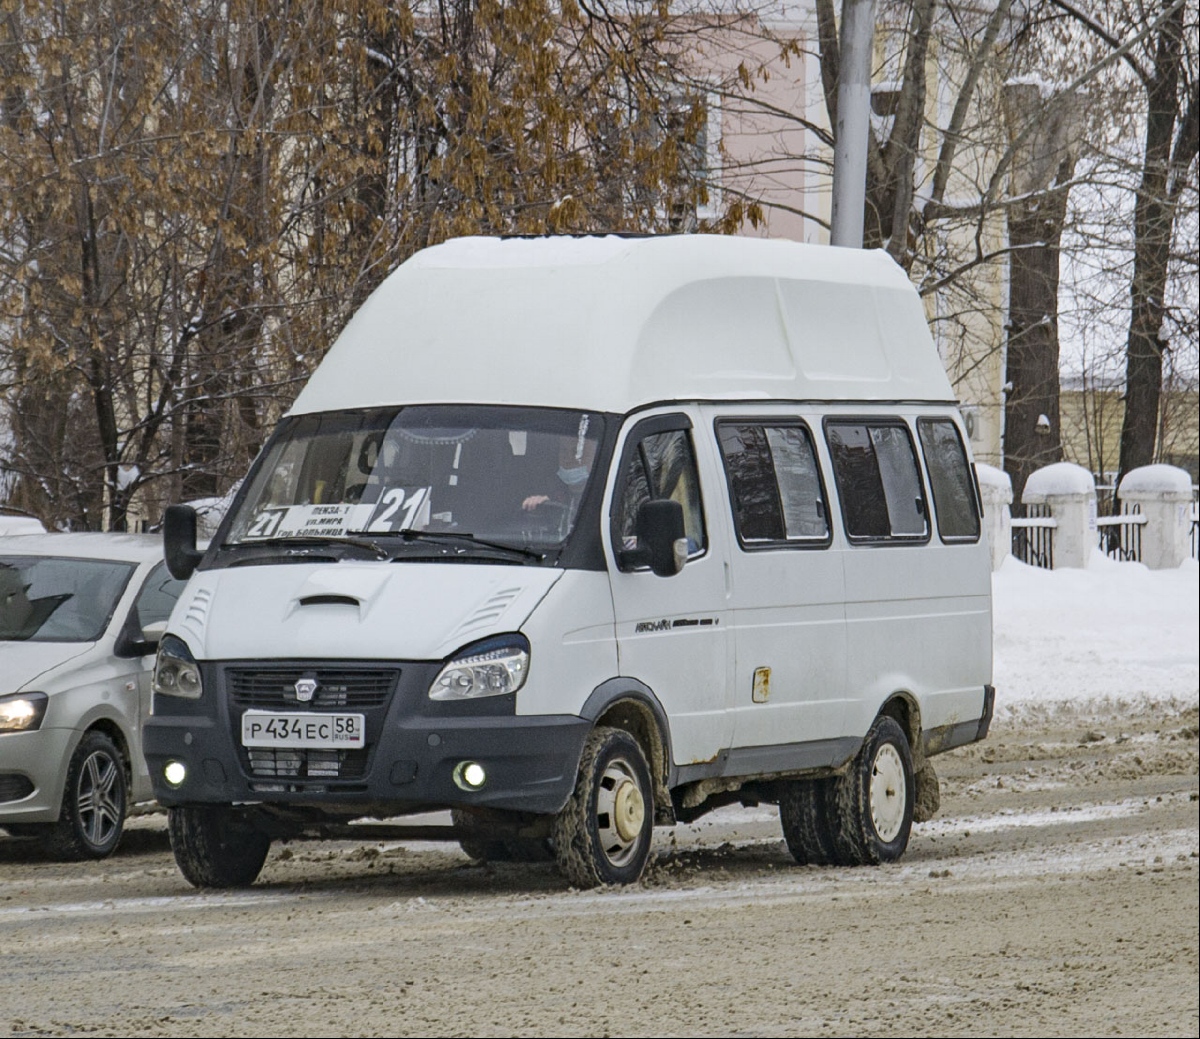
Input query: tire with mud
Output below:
<box><xmin>41</xmin><ymin>730</ymin><xmax>128</xmax><ymax>861</ymax></box>
<box><xmin>168</xmin><ymin>806</ymin><xmax>271</xmax><ymax>888</ymax></box>
<box><xmin>827</xmin><ymin>715</ymin><xmax>915</xmax><ymax>865</ymax></box>
<box><xmin>779</xmin><ymin>777</ymin><xmax>838</xmax><ymax>866</ymax></box>
<box><xmin>553</xmin><ymin>726</ymin><xmax>654</xmax><ymax>887</ymax></box>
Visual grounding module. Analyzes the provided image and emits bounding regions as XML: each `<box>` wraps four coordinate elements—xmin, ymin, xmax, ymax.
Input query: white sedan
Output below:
<box><xmin>0</xmin><ymin>533</ymin><xmax>184</xmax><ymax>858</ymax></box>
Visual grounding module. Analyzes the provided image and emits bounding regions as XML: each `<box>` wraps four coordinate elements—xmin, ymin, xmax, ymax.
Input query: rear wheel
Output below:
<box><xmin>553</xmin><ymin>727</ymin><xmax>654</xmax><ymax>887</ymax></box>
<box><xmin>168</xmin><ymin>806</ymin><xmax>270</xmax><ymax>888</ymax></box>
<box><xmin>779</xmin><ymin>777</ymin><xmax>838</xmax><ymax>866</ymax></box>
<box><xmin>42</xmin><ymin>731</ymin><xmax>128</xmax><ymax>861</ymax></box>
<box><xmin>827</xmin><ymin>715</ymin><xmax>914</xmax><ymax>865</ymax></box>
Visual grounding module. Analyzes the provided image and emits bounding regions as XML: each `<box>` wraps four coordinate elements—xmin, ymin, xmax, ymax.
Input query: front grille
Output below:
<box><xmin>245</xmin><ymin>747</ymin><xmax>369</xmax><ymax>780</ymax></box>
<box><xmin>0</xmin><ymin>774</ymin><xmax>35</xmax><ymax>803</ymax></box>
<box><xmin>227</xmin><ymin>667</ymin><xmax>398</xmax><ymax>708</ymax></box>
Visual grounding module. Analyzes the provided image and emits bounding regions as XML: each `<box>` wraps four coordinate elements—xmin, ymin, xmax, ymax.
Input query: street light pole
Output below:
<box><xmin>830</xmin><ymin>0</ymin><xmax>876</xmax><ymax>248</ymax></box>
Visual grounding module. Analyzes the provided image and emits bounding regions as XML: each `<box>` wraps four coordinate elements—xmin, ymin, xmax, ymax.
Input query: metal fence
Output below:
<box><xmin>1097</xmin><ymin>503</ymin><xmax>1146</xmax><ymax>562</ymax></box>
<box><xmin>1011</xmin><ymin>504</ymin><xmax>1056</xmax><ymax>569</ymax></box>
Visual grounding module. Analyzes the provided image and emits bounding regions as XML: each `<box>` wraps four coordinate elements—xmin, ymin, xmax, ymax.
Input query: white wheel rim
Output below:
<box><xmin>77</xmin><ymin>751</ymin><xmax>122</xmax><ymax>849</ymax></box>
<box><xmin>869</xmin><ymin>743</ymin><xmax>906</xmax><ymax>844</ymax></box>
<box><xmin>595</xmin><ymin>757</ymin><xmax>645</xmax><ymax>867</ymax></box>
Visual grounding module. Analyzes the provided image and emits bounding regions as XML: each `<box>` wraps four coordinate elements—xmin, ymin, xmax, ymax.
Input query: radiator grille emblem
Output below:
<box><xmin>294</xmin><ymin>676</ymin><xmax>318</xmax><ymax>702</ymax></box>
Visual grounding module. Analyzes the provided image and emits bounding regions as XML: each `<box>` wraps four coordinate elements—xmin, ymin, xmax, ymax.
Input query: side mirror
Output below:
<box><xmin>114</xmin><ymin>619</ymin><xmax>168</xmax><ymax>660</ymax></box>
<box><xmin>164</xmin><ymin>505</ymin><xmax>204</xmax><ymax>580</ymax></box>
<box><xmin>618</xmin><ymin>499</ymin><xmax>687</xmax><ymax>577</ymax></box>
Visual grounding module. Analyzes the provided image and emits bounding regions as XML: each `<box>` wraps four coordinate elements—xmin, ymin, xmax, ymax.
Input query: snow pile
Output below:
<box><xmin>1022</xmin><ymin>461</ymin><xmax>1095</xmax><ymax>501</ymax></box>
<box><xmin>993</xmin><ymin>551</ymin><xmax>1199</xmax><ymax>709</ymax></box>
<box><xmin>1118</xmin><ymin>464</ymin><xmax>1193</xmax><ymax>497</ymax></box>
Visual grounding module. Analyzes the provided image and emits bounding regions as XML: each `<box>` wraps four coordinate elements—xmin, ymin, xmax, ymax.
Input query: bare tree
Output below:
<box><xmin>1</xmin><ymin>0</ymin><xmax>726</xmax><ymax>530</ymax></box>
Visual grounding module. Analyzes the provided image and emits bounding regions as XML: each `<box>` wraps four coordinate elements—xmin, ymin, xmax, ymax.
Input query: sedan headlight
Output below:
<box><xmin>429</xmin><ymin>635</ymin><xmax>530</xmax><ymax>701</ymax></box>
<box><xmin>0</xmin><ymin>692</ymin><xmax>48</xmax><ymax>733</ymax></box>
<box><xmin>153</xmin><ymin>635</ymin><xmax>203</xmax><ymax>699</ymax></box>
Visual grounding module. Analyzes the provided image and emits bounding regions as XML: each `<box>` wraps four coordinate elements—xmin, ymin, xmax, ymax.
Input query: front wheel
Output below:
<box><xmin>553</xmin><ymin>727</ymin><xmax>654</xmax><ymax>887</ymax></box>
<box><xmin>828</xmin><ymin>715</ymin><xmax>915</xmax><ymax>865</ymax></box>
<box><xmin>41</xmin><ymin>730</ymin><xmax>128</xmax><ymax>860</ymax></box>
<box><xmin>168</xmin><ymin>806</ymin><xmax>270</xmax><ymax>888</ymax></box>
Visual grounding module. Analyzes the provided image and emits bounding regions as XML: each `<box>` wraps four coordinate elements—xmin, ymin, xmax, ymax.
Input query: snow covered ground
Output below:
<box><xmin>993</xmin><ymin>551</ymin><xmax>1199</xmax><ymax>710</ymax></box>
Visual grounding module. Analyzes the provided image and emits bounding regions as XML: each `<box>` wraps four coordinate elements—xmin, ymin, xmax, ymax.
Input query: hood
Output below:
<box><xmin>1</xmin><ymin>640</ymin><xmax>99</xmax><ymax>692</ymax></box>
<box><xmin>170</xmin><ymin>562</ymin><xmax>564</xmax><ymax>662</ymax></box>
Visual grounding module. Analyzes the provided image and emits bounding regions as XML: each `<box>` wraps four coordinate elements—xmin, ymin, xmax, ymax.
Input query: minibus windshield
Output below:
<box><xmin>225</xmin><ymin>406</ymin><xmax>605</xmax><ymax>555</ymax></box>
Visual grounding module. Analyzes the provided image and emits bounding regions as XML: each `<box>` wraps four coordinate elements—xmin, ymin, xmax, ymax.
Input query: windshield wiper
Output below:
<box><xmin>223</xmin><ymin>536</ymin><xmax>389</xmax><ymax>560</ymax></box>
<box><xmin>350</xmin><ymin>528</ymin><xmax>545</xmax><ymax>562</ymax></box>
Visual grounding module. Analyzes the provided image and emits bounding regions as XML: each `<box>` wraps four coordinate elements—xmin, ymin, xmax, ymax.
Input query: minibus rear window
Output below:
<box><xmin>917</xmin><ymin>419</ymin><xmax>981</xmax><ymax>541</ymax></box>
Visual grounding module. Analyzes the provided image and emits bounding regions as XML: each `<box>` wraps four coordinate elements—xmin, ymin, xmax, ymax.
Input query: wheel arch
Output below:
<box><xmin>876</xmin><ymin>692</ymin><xmax>923</xmax><ymax>766</ymax></box>
<box><xmin>580</xmin><ymin>679</ymin><xmax>673</xmax><ymax>824</ymax></box>
<box><xmin>81</xmin><ymin>716</ymin><xmax>134</xmax><ymax>785</ymax></box>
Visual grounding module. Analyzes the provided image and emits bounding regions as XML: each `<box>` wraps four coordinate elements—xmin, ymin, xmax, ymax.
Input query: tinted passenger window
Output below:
<box><xmin>717</xmin><ymin>423</ymin><xmax>829</xmax><ymax>545</ymax></box>
<box><xmin>826</xmin><ymin>422</ymin><xmax>928</xmax><ymax>541</ymax></box>
<box><xmin>614</xmin><ymin>429</ymin><xmax>706</xmax><ymax>554</ymax></box>
<box><xmin>918</xmin><ymin>419</ymin><xmax>981</xmax><ymax>541</ymax></box>
<box><xmin>133</xmin><ymin>563</ymin><xmax>187</xmax><ymax>628</ymax></box>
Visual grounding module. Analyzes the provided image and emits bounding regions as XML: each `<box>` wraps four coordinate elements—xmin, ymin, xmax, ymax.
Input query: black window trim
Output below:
<box><xmin>916</xmin><ymin>416</ymin><xmax>983</xmax><ymax>545</ymax></box>
<box><xmin>822</xmin><ymin>415</ymin><xmax>932</xmax><ymax>547</ymax></box>
<box><xmin>608</xmin><ymin>411</ymin><xmax>709</xmax><ymax>566</ymax></box>
<box><xmin>713</xmin><ymin>416</ymin><xmax>833</xmax><ymax>552</ymax></box>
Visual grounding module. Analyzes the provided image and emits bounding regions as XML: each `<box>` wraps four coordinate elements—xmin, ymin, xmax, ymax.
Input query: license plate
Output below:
<box><xmin>241</xmin><ymin>710</ymin><xmax>365</xmax><ymax>749</ymax></box>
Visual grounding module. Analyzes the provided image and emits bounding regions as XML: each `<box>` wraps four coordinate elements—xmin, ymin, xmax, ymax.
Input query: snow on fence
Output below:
<box><xmin>974</xmin><ymin>462</ymin><xmax>1194</xmax><ymax>572</ymax></box>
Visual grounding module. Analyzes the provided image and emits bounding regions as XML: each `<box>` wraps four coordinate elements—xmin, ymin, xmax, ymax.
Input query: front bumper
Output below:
<box><xmin>143</xmin><ymin>659</ymin><xmax>590</xmax><ymax>817</ymax></box>
<box><xmin>0</xmin><ymin>727</ymin><xmax>75</xmax><ymax>824</ymax></box>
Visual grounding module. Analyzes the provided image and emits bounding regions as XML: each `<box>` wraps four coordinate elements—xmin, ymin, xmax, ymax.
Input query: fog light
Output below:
<box><xmin>453</xmin><ymin>760</ymin><xmax>487</xmax><ymax>791</ymax></box>
<box><xmin>164</xmin><ymin>761</ymin><xmax>186</xmax><ymax>787</ymax></box>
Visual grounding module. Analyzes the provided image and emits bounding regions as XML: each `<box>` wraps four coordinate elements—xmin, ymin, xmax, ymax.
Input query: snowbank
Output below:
<box><xmin>993</xmin><ymin>551</ymin><xmax>1199</xmax><ymax>709</ymax></box>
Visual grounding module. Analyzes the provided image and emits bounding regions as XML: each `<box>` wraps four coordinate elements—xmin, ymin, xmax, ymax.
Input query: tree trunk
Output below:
<box><xmin>1004</xmin><ymin>176</ymin><xmax>1072</xmax><ymax>508</ymax></box>
<box><xmin>1116</xmin><ymin>1</ymin><xmax>1187</xmax><ymax>484</ymax></box>
<box><xmin>1001</xmin><ymin>83</ymin><xmax>1080</xmax><ymax>508</ymax></box>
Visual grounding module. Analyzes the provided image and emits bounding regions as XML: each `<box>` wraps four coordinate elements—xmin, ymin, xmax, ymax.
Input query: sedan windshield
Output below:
<box><xmin>0</xmin><ymin>557</ymin><xmax>135</xmax><ymax>642</ymax></box>
<box><xmin>226</xmin><ymin>406</ymin><xmax>605</xmax><ymax>555</ymax></box>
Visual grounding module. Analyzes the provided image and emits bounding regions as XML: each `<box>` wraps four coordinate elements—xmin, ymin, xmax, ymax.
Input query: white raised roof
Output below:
<box><xmin>290</xmin><ymin>234</ymin><xmax>955</xmax><ymax>417</ymax></box>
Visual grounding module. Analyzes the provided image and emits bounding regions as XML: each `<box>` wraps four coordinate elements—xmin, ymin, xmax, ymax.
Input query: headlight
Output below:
<box><xmin>0</xmin><ymin>692</ymin><xmax>48</xmax><ymax>733</ymax></box>
<box><xmin>153</xmin><ymin>635</ymin><xmax>203</xmax><ymax>699</ymax></box>
<box><xmin>429</xmin><ymin>635</ymin><xmax>530</xmax><ymax>701</ymax></box>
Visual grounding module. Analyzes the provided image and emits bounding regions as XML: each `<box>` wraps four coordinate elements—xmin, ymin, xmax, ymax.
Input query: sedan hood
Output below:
<box><xmin>170</xmin><ymin>562</ymin><xmax>564</xmax><ymax>662</ymax></box>
<box><xmin>2</xmin><ymin>640</ymin><xmax>98</xmax><ymax>692</ymax></box>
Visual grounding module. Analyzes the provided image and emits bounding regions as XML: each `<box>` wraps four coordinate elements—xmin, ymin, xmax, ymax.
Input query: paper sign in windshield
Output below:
<box><xmin>243</xmin><ymin>487</ymin><xmax>431</xmax><ymax>540</ymax></box>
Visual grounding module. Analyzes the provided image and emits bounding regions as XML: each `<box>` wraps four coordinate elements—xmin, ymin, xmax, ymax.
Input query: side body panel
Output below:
<box><xmin>699</xmin><ymin>404</ymin><xmax>850</xmax><ymax>752</ymax></box>
<box><xmin>831</xmin><ymin>408</ymin><xmax>993</xmax><ymax>739</ymax></box>
<box><xmin>603</xmin><ymin>408</ymin><xmax>734</xmax><ymax>767</ymax></box>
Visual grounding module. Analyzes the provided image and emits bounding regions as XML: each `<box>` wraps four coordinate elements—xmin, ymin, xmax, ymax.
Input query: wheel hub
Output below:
<box><xmin>77</xmin><ymin>750</ymin><xmax>122</xmax><ymax>849</ymax></box>
<box><xmin>869</xmin><ymin>743</ymin><xmax>906</xmax><ymax>844</ymax></box>
<box><xmin>595</xmin><ymin>757</ymin><xmax>646</xmax><ymax>866</ymax></box>
<box><xmin>612</xmin><ymin>778</ymin><xmax>645</xmax><ymax>842</ymax></box>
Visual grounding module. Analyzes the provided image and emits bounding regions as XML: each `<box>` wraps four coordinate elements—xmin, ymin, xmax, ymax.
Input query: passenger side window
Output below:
<box><xmin>918</xmin><ymin>419</ymin><xmax>981</xmax><ymax>541</ymax></box>
<box><xmin>826</xmin><ymin>421</ymin><xmax>929</xmax><ymax>541</ymax></box>
<box><xmin>613</xmin><ymin>429</ymin><xmax>707</xmax><ymax>555</ymax></box>
<box><xmin>132</xmin><ymin>563</ymin><xmax>186</xmax><ymax>629</ymax></box>
<box><xmin>717</xmin><ymin>423</ymin><xmax>829</xmax><ymax>546</ymax></box>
